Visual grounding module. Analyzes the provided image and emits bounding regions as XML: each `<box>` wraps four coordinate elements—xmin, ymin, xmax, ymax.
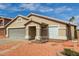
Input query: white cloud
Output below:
<box><xmin>0</xmin><ymin>4</ymin><xmax>73</xmax><ymax>13</ymax></box>
<box><xmin>66</xmin><ymin>8</ymin><xmax>72</xmax><ymax>11</ymax></box>
<box><xmin>0</xmin><ymin>4</ymin><xmax>22</xmax><ymax>11</ymax></box>
<box><xmin>75</xmin><ymin>16</ymin><xmax>79</xmax><ymax>19</ymax></box>
<box><xmin>19</xmin><ymin>3</ymin><xmax>40</xmax><ymax>11</ymax></box>
<box><xmin>75</xmin><ymin>16</ymin><xmax>79</xmax><ymax>23</ymax></box>
<box><xmin>19</xmin><ymin>4</ymin><xmax>73</xmax><ymax>13</ymax></box>
<box><xmin>54</xmin><ymin>6</ymin><xmax>72</xmax><ymax>13</ymax></box>
<box><xmin>0</xmin><ymin>3</ymin><xmax>39</xmax><ymax>12</ymax></box>
<box><xmin>0</xmin><ymin>4</ymin><xmax>17</xmax><ymax>11</ymax></box>
<box><xmin>39</xmin><ymin>7</ymin><xmax>54</xmax><ymax>12</ymax></box>
<box><xmin>19</xmin><ymin>3</ymin><xmax>54</xmax><ymax>12</ymax></box>
<box><xmin>0</xmin><ymin>4</ymin><xmax>7</xmax><ymax>9</ymax></box>
<box><xmin>0</xmin><ymin>3</ymin><xmax>74</xmax><ymax>17</ymax></box>
<box><xmin>75</xmin><ymin>16</ymin><xmax>79</xmax><ymax>29</ymax></box>
<box><xmin>8</xmin><ymin>7</ymin><xmax>21</xmax><ymax>11</ymax></box>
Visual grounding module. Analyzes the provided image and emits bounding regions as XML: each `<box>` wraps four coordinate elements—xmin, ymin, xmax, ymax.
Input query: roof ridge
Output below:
<box><xmin>27</xmin><ymin>12</ymin><xmax>77</xmax><ymax>26</ymax></box>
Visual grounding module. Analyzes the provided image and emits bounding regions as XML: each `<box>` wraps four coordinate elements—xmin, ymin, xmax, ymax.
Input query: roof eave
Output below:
<box><xmin>27</xmin><ymin>13</ymin><xmax>76</xmax><ymax>26</ymax></box>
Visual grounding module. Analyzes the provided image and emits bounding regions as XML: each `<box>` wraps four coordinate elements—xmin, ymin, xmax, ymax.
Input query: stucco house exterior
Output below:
<box><xmin>0</xmin><ymin>13</ymin><xmax>77</xmax><ymax>40</ymax></box>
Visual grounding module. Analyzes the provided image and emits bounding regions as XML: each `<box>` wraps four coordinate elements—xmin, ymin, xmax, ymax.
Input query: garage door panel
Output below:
<box><xmin>8</xmin><ymin>28</ymin><xmax>25</xmax><ymax>39</ymax></box>
<box><xmin>49</xmin><ymin>26</ymin><xmax>58</xmax><ymax>39</ymax></box>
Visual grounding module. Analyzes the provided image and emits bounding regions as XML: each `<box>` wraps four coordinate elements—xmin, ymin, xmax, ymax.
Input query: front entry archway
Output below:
<box><xmin>29</xmin><ymin>26</ymin><xmax>36</xmax><ymax>40</ymax></box>
<box><xmin>25</xmin><ymin>20</ymin><xmax>42</xmax><ymax>40</ymax></box>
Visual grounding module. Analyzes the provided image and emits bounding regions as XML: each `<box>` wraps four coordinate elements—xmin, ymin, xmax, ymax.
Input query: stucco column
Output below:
<box><xmin>35</xmin><ymin>26</ymin><xmax>41</xmax><ymax>40</ymax></box>
<box><xmin>2</xmin><ymin>18</ymin><xmax>4</xmax><ymax>26</ymax></box>
<box><xmin>6</xmin><ymin>28</ymin><xmax>8</xmax><ymax>38</ymax></box>
<box><xmin>25</xmin><ymin>26</ymin><xmax>29</xmax><ymax>39</ymax></box>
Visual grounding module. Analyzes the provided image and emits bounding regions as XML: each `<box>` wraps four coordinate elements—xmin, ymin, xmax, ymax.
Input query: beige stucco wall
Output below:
<box><xmin>28</xmin><ymin>15</ymin><xmax>67</xmax><ymax>40</ymax></box>
<box><xmin>71</xmin><ymin>26</ymin><xmax>75</xmax><ymax>39</ymax></box>
<box><xmin>26</xmin><ymin>22</ymin><xmax>40</xmax><ymax>27</ymax></box>
<box><xmin>7</xmin><ymin>17</ymin><xmax>29</xmax><ymax>28</ymax></box>
<box><xmin>59</xmin><ymin>29</ymin><xmax>66</xmax><ymax>36</ymax></box>
<box><xmin>77</xmin><ymin>30</ymin><xmax>79</xmax><ymax>39</ymax></box>
<box><xmin>28</xmin><ymin>16</ymin><xmax>66</xmax><ymax>27</ymax></box>
<box><xmin>6</xmin><ymin>17</ymin><xmax>29</xmax><ymax>37</ymax></box>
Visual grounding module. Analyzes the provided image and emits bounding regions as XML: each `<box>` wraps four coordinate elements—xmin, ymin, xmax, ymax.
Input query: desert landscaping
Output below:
<box><xmin>0</xmin><ymin>30</ymin><xmax>78</xmax><ymax>56</ymax></box>
<box><xmin>0</xmin><ymin>33</ymin><xmax>78</xmax><ymax>56</ymax></box>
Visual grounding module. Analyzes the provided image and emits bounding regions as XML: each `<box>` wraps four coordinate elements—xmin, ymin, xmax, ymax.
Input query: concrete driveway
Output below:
<box><xmin>0</xmin><ymin>39</ymin><xmax>15</xmax><ymax>45</ymax></box>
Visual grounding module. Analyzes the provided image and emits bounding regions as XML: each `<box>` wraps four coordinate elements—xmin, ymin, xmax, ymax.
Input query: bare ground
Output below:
<box><xmin>0</xmin><ymin>40</ymin><xmax>79</xmax><ymax>56</ymax></box>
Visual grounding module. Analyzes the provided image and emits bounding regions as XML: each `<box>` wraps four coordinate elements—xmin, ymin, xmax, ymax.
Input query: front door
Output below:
<box><xmin>29</xmin><ymin>26</ymin><xmax>36</xmax><ymax>40</ymax></box>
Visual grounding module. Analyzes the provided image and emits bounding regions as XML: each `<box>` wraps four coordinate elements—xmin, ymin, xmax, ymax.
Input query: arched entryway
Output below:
<box><xmin>25</xmin><ymin>20</ymin><xmax>41</xmax><ymax>40</ymax></box>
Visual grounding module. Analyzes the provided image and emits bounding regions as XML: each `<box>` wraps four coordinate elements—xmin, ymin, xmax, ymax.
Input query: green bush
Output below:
<box><xmin>61</xmin><ymin>48</ymin><xmax>79</xmax><ymax>56</ymax></box>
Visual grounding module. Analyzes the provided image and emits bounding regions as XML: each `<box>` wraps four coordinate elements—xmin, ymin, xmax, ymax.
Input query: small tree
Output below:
<box><xmin>69</xmin><ymin>16</ymin><xmax>75</xmax><ymax>23</ymax></box>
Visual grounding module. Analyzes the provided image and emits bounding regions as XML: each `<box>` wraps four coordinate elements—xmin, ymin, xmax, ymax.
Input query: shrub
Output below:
<box><xmin>61</xmin><ymin>48</ymin><xmax>79</xmax><ymax>56</ymax></box>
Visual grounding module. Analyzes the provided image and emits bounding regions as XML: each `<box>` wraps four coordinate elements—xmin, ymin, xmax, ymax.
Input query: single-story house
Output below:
<box><xmin>0</xmin><ymin>13</ymin><xmax>77</xmax><ymax>40</ymax></box>
<box><xmin>0</xmin><ymin>17</ymin><xmax>11</xmax><ymax>38</ymax></box>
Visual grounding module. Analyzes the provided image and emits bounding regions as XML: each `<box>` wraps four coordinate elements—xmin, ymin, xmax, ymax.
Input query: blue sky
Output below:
<box><xmin>0</xmin><ymin>3</ymin><xmax>79</xmax><ymax>23</ymax></box>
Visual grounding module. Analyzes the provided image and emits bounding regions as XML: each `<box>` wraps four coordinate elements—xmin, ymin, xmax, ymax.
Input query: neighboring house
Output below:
<box><xmin>2</xmin><ymin>13</ymin><xmax>77</xmax><ymax>40</ymax></box>
<box><xmin>0</xmin><ymin>17</ymin><xmax>12</xmax><ymax>38</ymax></box>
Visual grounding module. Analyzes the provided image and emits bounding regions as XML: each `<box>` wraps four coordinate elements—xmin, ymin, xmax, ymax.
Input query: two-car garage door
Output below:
<box><xmin>8</xmin><ymin>28</ymin><xmax>25</xmax><ymax>39</ymax></box>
